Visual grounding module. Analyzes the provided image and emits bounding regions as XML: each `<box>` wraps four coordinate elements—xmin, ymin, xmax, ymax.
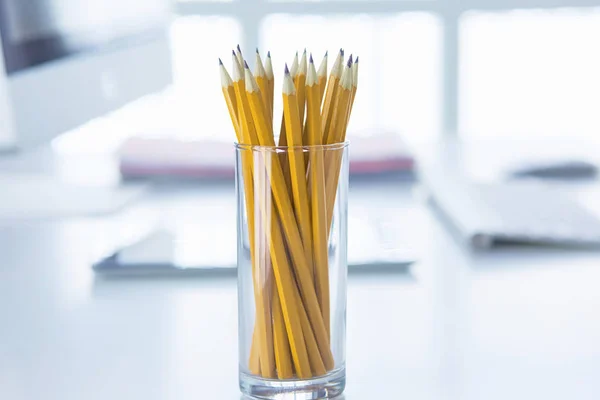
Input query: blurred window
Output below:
<box><xmin>460</xmin><ymin>8</ymin><xmax>600</xmax><ymax>138</ymax></box>
<box><xmin>173</xmin><ymin>0</ymin><xmax>600</xmax><ymax>140</ymax></box>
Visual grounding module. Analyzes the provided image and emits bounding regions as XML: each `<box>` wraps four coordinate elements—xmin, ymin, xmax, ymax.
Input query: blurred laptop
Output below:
<box><xmin>93</xmin><ymin>206</ymin><xmax>417</xmax><ymax>275</ymax></box>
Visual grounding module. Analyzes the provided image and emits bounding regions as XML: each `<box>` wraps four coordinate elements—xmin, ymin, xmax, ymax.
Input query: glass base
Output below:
<box><xmin>239</xmin><ymin>367</ymin><xmax>346</xmax><ymax>400</ymax></box>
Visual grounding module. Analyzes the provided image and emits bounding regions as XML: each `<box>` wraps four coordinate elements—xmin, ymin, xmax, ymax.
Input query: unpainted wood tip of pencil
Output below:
<box><xmin>220</xmin><ymin>63</ymin><xmax>233</xmax><ymax>87</ymax></box>
<box><xmin>255</xmin><ymin>52</ymin><xmax>266</xmax><ymax>77</ymax></box>
<box><xmin>282</xmin><ymin>69</ymin><xmax>296</xmax><ymax>95</ymax></box>
<box><xmin>306</xmin><ymin>59</ymin><xmax>317</xmax><ymax>86</ymax></box>
<box><xmin>299</xmin><ymin>51</ymin><xmax>307</xmax><ymax>74</ymax></box>
<box><xmin>330</xmin><ymin>50</ymin><xmax>343</xmax><ymax>78</ymax></box>
<box><xmin>352</xmin><ymin>58</ymin><xmax>359</xmax><ymax>87</ymax></box>
<box><xmin>231</xmin><ymin>55</ymin><xmax>243</xmax><ymax>82</ymax></box>
<box><xmin>264</xmin><ymin>55</ymin><xmax>274</xmax><ymax>80</ymax></box>
<box><xmin>317</xmin><ymin>52</ymin><xmax>328</xmax><ymax>77</ymax></box>
<box><xmin>340</xmin><ymin>62</ymin><xmax>353</xmax><ymax>90</ymax></box>
<box><xmin>290</xmin><ymin>53</ymin><xmax>299</xmax><ymax>77</ymax></box>
<box><xmin>244</xmin><ymin>69</ymin><xmax>258</xmax><ymax>92</ymax></box>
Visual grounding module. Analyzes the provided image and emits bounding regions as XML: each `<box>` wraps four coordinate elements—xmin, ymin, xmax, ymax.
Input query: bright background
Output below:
<box><xmin>169</xmin><ymin>1</ymin><xmax>600</xmax><ymax>142</ymax></box>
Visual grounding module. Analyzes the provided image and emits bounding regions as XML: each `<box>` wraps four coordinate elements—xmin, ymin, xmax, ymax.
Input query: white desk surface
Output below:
<box><xmin>1</xmin><ymin>150</ymin><xmax>600</xmax><ymax>399</ymax></box>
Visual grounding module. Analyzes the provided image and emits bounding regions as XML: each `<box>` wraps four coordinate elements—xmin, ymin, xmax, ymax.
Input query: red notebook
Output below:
<box><xmin>119</xmin><ymin>133</ymin><xmax>414</xmax><ymax>179</ymax></box>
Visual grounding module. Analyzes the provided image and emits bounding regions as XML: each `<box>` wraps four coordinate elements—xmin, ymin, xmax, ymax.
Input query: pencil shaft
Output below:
<box><xmin>324</xmin><ymin>84</ymin><xmax>351</xmax><ymax>236</ymax></box>
<box><xmin>294</xmin><ymin>73</ymin><xmax>307</xmax><ymax>135</ymax></box>
<box><xmin>321</xmin><ymin>76</ymin><xmax>340</xmax><ymax>141</ymax></box>
<box><xmin>268</xmin><ymin>78</ymin><xmax>275</xmax><ymax>126</ymax></box>
<box><xmin>249</xmin><ymin>332</ymin><xmax>261</xmax><ymax>375</ymax></box>
<box><xmin>306</xmin><ymin>80</ymin><xmax>330</xmax><ymax>339</ymax></box>
<box><xmin>272</xmin><ymin>281</ymin><xmax>294</xmax><ymax>379</ymax></box>
<box><xmin>249</xmin><ymin>99</ymin><xmax>333</xmax><ymax>375</ymax></box>
<box><xmin>283</xmin><ymin>91</ymin><xmax>315</xmax><ymax>284</ymax></box>
<box><xmin>296</xmin><ymin>285</ymin><xmax>328</xmax><ymax>375</ymax></box>
<box><xmin>256</xmin><ymin>75</ymin><xmax>271</xmax><ymax>127</ymax></box>
<box><xmin>234</xmin><ymin>80</ymin><xmax>276</xmax><ymax>378</ymax></box>
<box><xmin>263</xmin><ymin>201</ymin><xmax>312</xmax><ymax>378</ymax></box>
<box><xmin>222</xmin><ymin>86</ymin><xmax>241</xmax><ymax>141</ymax></box>
<box><xmin>318</xmin><ymin>76</ymin><xmax>327</xmax><ymax>107</ymax></box>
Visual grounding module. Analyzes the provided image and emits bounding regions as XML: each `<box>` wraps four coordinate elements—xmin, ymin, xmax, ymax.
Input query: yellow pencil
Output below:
<box><xmin>232</xmin><ymin>57</ymin><xmax>276</xmax><ymax>378</ymax></box>
<box><xmin>254</xmin><ymin>49</ymin><xmax>271</xmax><ymax>126</ymax></box>
<box><xmin>296</xmin><ymin>283</ymin><xmax>328</xmax><ymax>375</ymax></box>
<box><xmin>324</xmin><ymin>55</ymin><xmax>353</xmax><ymax>145</ymax></box>
<box><xmin>278</xmin><ymin>52</ymin><xmax>299</xmax><ymax>147</ymax></box>
<box><xmin>221</xmin><ymin>58</ymin><xmax>263</xmax><ymax>375</ymax></box>
<box><xmin>265</xmin><ymin>51</ymin><xmax>275</xmax><ymax>127</ymax></box>
<box><xmin>246</xmin><ymin>65</ymin><xmax>320</xmax><ymax>377</ymax></box>
<box><xmin>282</xmin><ymin>65</ymin><xmax>315</xmax><ymax>284</ymax></box>
<box><xmin>297</xmin><ymin>50</ymin><xmax>310</xmax><ymax>146</ymax></box>
<box><xmin>296</xmin><ymin>49</ymin><xmax>308</xmax><ymax>129</ymax></box>
<box><xmin>236</xmin><ymin>44</ymin><xmax>245</xmax><ymax>73</ymax></box>
<box><xmin>247</xmin><ymin>65</ymin><xmax>333</xmax><ymax>372</ymax></box>
<box><xmin>264</xmin><ymin>205</ymin><xmax>313</xmax><ymax>378</ymax></box>
<box><xmin>316</xmin><ymin>51</ymin><xmax>328</xmax><ymax>106</ymax></box>
<box><xmin>321</xmin><ymin>49</ymin><xmax>344</xmax><ymax>141</ymax></box>
<box><xmin>349</xmin><ymin>56</ymin><xmax>359</xmax><ymax>117</ymax></box>
<box><xmin>324</xmin><ymin>56</ymin><xmax>353</xmax><ymax>234</ymax></box>
<box><xmin>219</xmin><ymin>59</ymin><xmax>241</xmax><ymax>142</ymax></box>
<box><xmin>272</xmin><ymin>284</ymin><xmax>294</xmax><ymax>379</ymax></box>
<box><xmin>245</xmin><ymin>58</ymin><xmax>295</xmax><ymax>379</ymax></box>
<box><xmin>306</xmin><ymin>54</ymin><xmax>331</xmax><ymax>338</ymax></box>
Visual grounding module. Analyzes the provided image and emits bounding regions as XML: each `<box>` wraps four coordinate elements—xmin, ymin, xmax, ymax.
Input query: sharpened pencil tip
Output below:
<box><xmin>340</xmin><ymin>48</ymin><xmax>344</xmax><ymax>56</ymax></box>
<box><xmin>237</xmin><ymin>44</ymin><xmax>242</xmax><ymax>53</ymax></box>
<box><xmin>267</xmin><ymin>51</ymin><xmax>271</xmax><ymax>58</ymax></box>
<box><xmin>219</xmin><ymin>58</ymin><xmax>223</xmax><ymax>65</ymax></box>
<box><xmin>232</xmin><ymin>50</ymin><xmax>236</xmax><ymax>56</ymax></box>
<box><xmin>303</xmin><ymin>48</ymin><xmax>307</xmax><ymax>54</ymax></box>
<box><xmin>355</xmin><ymin>56</ymin><xmax>359</xmax><ymax>63</ymax></box>
<box><xmin>256</xmin><ymin>48</ymin><xmax>260</xmax><ymax>54</ymax></box>
<box><xmin>244</xmin><ymin>60</ymin><xmax>249</xmax><ymax>69</ymax></box>
<box><xmin>309</xmin><ymin>54</ymin><xmax>314</xmax><ymax>64</ymax></box>
<box><xmin>284</xmin><ymin>64</ymin><xmax>290</xmax><ymax>74</ymax></box>
<box><xmin>325</xmin><ymin>50</ymin><xmax>328</xmax><ymax>57</ymax></box>
<box><xmin>347</xmin><ymin>55</ymin><xmax>353</xmax><ymax>67</ymax></box>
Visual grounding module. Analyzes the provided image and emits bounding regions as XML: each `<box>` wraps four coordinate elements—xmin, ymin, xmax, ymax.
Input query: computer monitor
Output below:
<box><xmin>0</xmin><ymin>0</ymin><xmax>172</xmax><ymax>151</ymax></box>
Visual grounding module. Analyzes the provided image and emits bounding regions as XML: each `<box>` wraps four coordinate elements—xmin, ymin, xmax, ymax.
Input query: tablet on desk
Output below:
<box><xmin>93</xmin><ymin>217</ymin><xmax>417</xmax><ymax>276</ymax></box>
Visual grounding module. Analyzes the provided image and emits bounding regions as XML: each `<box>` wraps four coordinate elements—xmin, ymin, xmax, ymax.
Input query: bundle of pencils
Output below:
<box><xmin>220</xmin><ymin>46</ymin><xmax>358</xmax><ymax>379</ymax></box>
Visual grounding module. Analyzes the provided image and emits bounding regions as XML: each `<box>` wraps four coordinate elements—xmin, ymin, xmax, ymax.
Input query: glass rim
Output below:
<box><xmin>234</xmin><ymin>141</ymin><xmax>349</xmax><ymax>152</ymax></box>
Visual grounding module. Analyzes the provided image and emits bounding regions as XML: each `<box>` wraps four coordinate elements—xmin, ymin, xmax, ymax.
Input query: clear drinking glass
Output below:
<box><xmin>236</xmin><ymin>142</ymin><xmax>349</xmax><ymax>400</ymax></box>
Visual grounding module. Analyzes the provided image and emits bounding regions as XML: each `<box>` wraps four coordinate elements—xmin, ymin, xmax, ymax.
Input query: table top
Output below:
<box><xmin>1</xmin><ymin>158</ymin><xmax>600</xmax><ymax>399</ymax></box>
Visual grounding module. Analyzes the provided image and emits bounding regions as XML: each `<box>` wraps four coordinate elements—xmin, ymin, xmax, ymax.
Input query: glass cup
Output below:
<box><xmin>236</xmin><ymin>142</ymin><xmax>349</xmax><ymax>399</ymax></box>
